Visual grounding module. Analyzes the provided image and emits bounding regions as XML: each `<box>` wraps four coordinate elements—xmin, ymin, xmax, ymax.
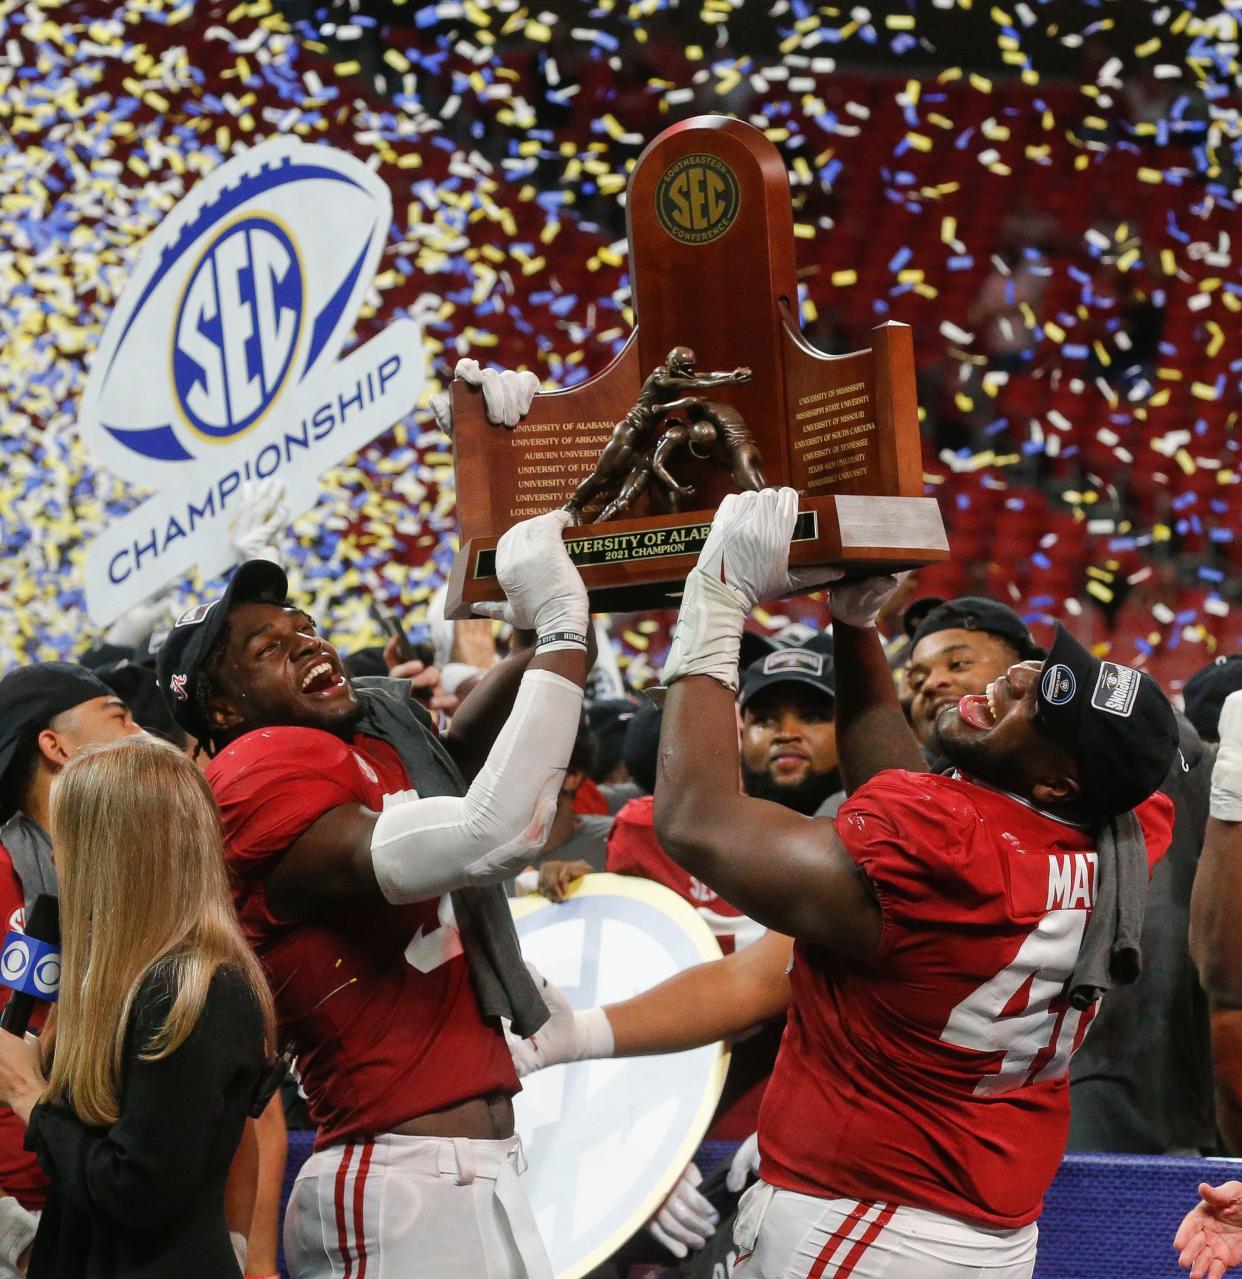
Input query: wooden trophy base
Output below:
<box><xmin>444</xmin><ymin>495</ymin><xmax>948</xmax><ymax>619</ymax></box>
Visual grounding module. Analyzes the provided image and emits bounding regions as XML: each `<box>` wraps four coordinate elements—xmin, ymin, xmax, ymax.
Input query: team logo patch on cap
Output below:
<box><xmin>169</xmin><ymin>673</ymin><xmax>189</xmax><ymax>701</ymax></box>
<box><xmin>1092</xmin><ymin>662</ymin><xmax>1140</xmax><ymax>718</ymax></box>
<box><xmin>763</xmin><ymin>650</ymin><xmax>824</xmax><ymax>676</ymax></box>
<box><xmin>174</xmin><ymin>600</ymin><xmax>218</xmax><ymax>628</ymax></box>
<box><xmin>1041</xmin><ymin>664</ymin><xmax>1077</xmax><ymax>706</ymax></box>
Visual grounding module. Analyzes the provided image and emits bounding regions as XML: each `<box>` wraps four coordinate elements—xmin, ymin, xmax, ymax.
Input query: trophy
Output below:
<box><xmin>444</xmin><ymin>115</ymin><xmax>948</xmax><ymax>617</ymax></box>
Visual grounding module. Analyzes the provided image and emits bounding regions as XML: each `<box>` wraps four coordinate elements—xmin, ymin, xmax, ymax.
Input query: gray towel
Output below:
<box><xmin>352</xmin><ymin>678</ymin><xmax>549</xmax><ymax>1039</ymax></box>
<box><xmin>1067</xmin><ymin>809</ymin><xmax>1149</xmax><ymax>1010</ymax></box>
<box><xmin>0</xmin><ymin>811</ymin><xmax>56</xmax><ymax>917</ymax></box>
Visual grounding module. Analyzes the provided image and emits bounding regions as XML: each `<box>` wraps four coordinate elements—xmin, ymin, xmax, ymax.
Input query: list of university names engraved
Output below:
<box><xmin>792</xmin><ymin>381</ymin><xmax>876</xmax><ymax>490</ymax></box>
<box><xmin>507</xmin><ymin>421</ymin><xmax>613</xmax><ymax>519</ymax></box>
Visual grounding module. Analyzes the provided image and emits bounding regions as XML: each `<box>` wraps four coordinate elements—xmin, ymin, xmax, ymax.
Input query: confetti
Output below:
<box><xmin>3</xmin><ymin>0</ymin><xmax>1241</xmax><ymax>688</ymax></box>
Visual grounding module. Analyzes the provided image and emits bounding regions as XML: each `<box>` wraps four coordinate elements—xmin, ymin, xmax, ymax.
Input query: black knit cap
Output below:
<box><xmin>1036</xmin><ymin>625</ymin><xmax>1179</xmax><ymax>820</ymax></box>
<box><xmin>155</xmin><ymin>560</ymin><xmax>289</xmax><ymax>745</ymax></box>
<box><xmin>0</xmin><ymin>662</ymin><xmax>114</xmax><ymax>791</ymax></box>
<box><xmin>911</xmin><ymin>596</ymin><xmax>1044</xmax><ymax>662</ymax></box>
<box><xmin>1183</xmin><ymin>654</ymin><xmax>1242</xmax><ymax>742</ymax></box>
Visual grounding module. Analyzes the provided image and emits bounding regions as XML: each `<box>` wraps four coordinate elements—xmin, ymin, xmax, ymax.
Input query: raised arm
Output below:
<box><xmin>829</xmin><ymin>607</ymin><xmax>928</xmax><ymax>794</ymax></box>
<box><xmin>265</xmin><ymin>512</ymin><xmax>590</xmax><ymax>917</ymax></box>
<box><xmin>1192</xmin><ymin>693</ymin><xmax>1242</xmax><ymax>1005</ymax></box>
<box><xmin>511</xmin><ymin>930</ymin><xmax>794</xmax><ymax>1075</ymax></box>
<box><xmin>652</xmin><ymin>489</ymin><xmax>880</xmax><ymax>958</ymax></box>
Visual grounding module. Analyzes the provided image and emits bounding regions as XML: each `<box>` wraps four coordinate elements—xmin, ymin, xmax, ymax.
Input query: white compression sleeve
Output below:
<box><xmin>369</xmin><ymin>668</ymin><xmax>584</xmax><ymax>904</ymax></box>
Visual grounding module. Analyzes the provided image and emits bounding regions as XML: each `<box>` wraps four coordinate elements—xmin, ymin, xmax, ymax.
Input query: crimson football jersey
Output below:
<box><xmin>0</xmin><ymin>840</ymin><xmax>48</xmax><ymax>1209</ymax></box>
<box><xmin>758</xmin><ymin>769</ymin><xmax>1175</xmax><ymax>1229</ymax></box>
<box><xmin>208</xmin><ymin>725</ymin><xmax>518</xmax><ymax>1149</ymax></box>
<box><xmin>606</xmin><ymin>795</ymin><xmax>765</xmax><ymax>954</ymax></box>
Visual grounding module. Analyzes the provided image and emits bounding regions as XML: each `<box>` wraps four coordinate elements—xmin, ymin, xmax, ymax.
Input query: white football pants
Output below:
<box><xmin>733</xmin><ymin>1181</ymin><xmax>1038</xmax><ymax>1279</ymax></box>
<box><xmin>284</xmin><ymin>1133</ymin><xmax>552</xmax><ymax>1279</ymax></box>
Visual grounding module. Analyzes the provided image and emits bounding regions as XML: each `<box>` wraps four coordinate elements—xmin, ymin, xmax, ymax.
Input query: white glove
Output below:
<box><xmin>472</xmin><ymin>509</ymin><xmax>589</xmax><ymax>651</ymax></box>
<box><xmin>430</xmin><ymin>357</ymin><xmax>540</xmax><ymax>434</ymax></box>
<box><xmin>504</xmin><ymin>962</ymin><xmax>614</xmax><ymax>1076</ymax></box>
<box><xmin>647</xmin><ymin>1163</ymin><xmax>719</xmax><ymax>1259</ymax></box>
<box><xmin>725</xmin><ymin>1131</ymin><xmax>761</xmax><ymax>1193</ymax></box>
<box><xmin>828</xmin><ymin>573</ymin><xmax>908</xmax><ymax>629</ymax></box>
<box><xmin>698</xmin><ymin>488</ymin><xmax>839</xmax><ymax>612</ymax></box>
<box><xmin>103</xmin><ymin>588</ymin><xmax>176</xmax><ymax>648</ymax></box>
<box><xmin>663</xmin><ymin>488</ymin><xmax>841</xmax><ymax>690</ymax></box>
<box><xmin>228</xmin><ymin>477</ymin><xmax>289</xmax><ymax>566</ymax></box>
<box><xmin>1211</xmin><ymin>690</ymin><xmax>1242</xmax><ymax>821</ymax></box>
<box><xmin>0</xmin><ymin>1197</ymin><xmax>37</xmax><ymax>1271</ymax></box>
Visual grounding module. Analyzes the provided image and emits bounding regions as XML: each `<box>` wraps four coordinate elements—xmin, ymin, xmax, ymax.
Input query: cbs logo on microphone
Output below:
<box><xmin>0</xmin><ymin>935</ymin><xmax>60</xmax><ymax>999</ymax></box>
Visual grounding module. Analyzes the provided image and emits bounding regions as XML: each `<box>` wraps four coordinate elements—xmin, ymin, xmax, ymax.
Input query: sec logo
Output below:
<box><xmin>655</xmin><ymin>154</ymin><xmax>741</xmax><ymax>245</ymax></box>
<box><xmin>173</xmin><ymin>215</ymin><xmax>304</xmax><ymax>442</ymax></box>
<box><xmin>81</xmin><ymin>137</ymin><xmax>392</xmax><ymax>471</ymax></box>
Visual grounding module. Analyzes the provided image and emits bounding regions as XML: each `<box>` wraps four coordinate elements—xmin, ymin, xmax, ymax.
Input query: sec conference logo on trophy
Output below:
<box><xmin>78</xmin><ymin>136</ymin><xmax>426</xmax><ymax>624</ymax></box>
<box><xmin>655</xmin><ymin>153</ymin><xmax>740</xmax><ymax>246</ymax></box>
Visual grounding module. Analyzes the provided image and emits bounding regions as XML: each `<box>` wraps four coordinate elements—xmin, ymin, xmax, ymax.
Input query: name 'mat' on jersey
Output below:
<box><xmin>758</xmin><ymin>768</ymin><xmax>1175</xmax><ymax>1230</ymax></box>
<box><xmin>208</xmin><ymin>724</ymin><xmax>517</xmax><ymax>1149</ymax></box>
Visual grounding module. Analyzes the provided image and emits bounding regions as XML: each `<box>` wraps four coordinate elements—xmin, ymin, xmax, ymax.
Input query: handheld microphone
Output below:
<box><xmin>0</xmin><ymin>895</ymin><xmax>61</xmax><ymax>1037</ymax></box>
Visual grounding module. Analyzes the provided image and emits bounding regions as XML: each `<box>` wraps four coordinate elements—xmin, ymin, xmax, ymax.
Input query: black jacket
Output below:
<box><xmin>25</xmin><ymin>964</ymin><xmax>265</xmax><ymax>1278</ymax></box>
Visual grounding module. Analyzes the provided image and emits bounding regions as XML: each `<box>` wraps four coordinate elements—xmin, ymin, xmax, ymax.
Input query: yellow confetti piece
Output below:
<box><xmin>906</xmin><ymin>132</ymin><xmax>932</xmax><ymax>152</ymax></box>
<box><xmin>1138</xmin><ymin>167</ymin><xmax>1163</xmax><ymax>184</ymax></box>
<box><xmin>1192</xmin><ymin>381</ymin><xmax>1219</xmax><ymax>401</ymax></box>
<box><xmin>831</xmin><ymin>269</ymin><xmax>857</xmax><ymax>287</ymax></box>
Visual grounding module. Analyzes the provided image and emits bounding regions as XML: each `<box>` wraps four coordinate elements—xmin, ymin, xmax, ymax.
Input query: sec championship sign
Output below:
<box><xmin>79</xmin><ymin>137</ymin><xmax>425</xmax><ymax>623</ymax></box>
<box><xmin>511</xmin><ymin>875</ymin><xmax>729</xmax><ymax>1279</ymax></box>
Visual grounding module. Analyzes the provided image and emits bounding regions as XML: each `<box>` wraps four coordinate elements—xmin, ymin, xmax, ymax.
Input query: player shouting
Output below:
<box><xmin>157</xmin><ymin>510</ymin><xmax>590</xmax><ymax>1279</ymax></box>
<box><xmin>519</xmin><ymin>488</ymin><xmax>1178</xmax><ymax>1278</ymax></box>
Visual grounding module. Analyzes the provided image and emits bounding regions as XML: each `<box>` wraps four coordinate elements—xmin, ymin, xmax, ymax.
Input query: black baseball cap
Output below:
<box><xmin>156</xmin><ymin>560</ymin><xmax>289</xmax><ymax>745</ymax></box>
<box><xmin>911</xmin><ymin>596</ymin><xmax>1044</xmax><ymax>662</ymax></box>
<box><xmin>623</xmin><ymin>701</ymin><xmax>663</xmax><ymax>795</ymax></box>
<box><xmin>0</xmin><ymin>663</ymin><xmax>114</xmax><ymax>808</ymax></box>
<box><xmin>739</xmin><ymin>646</ymin><xmax>836</xmax><ymax>713</ymax></box>
<box><xmin>586</xmin><ymin>698</ymin><xmax>638</xmax><ymax>781</ymax></box>
<box><xmin>1183</xmin><ymin>654</ymin><xmax>1242</xmax><ymax>742</ymax></box>
<box><xmin>1036</xmin><ymin>625</ymin><xmax>1179</xmax><ymax>820</ymax></box>
<box><xmin>902</xmin><ymin>595</ymin><xmax>946</xmax><ymax>640</ymax></box>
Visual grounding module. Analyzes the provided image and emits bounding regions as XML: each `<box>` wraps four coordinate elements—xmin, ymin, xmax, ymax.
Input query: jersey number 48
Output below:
<box><xmin>939</xmin><ymin>910</ymin><xmax>1088</xmax><ymax>1097</ymax></box>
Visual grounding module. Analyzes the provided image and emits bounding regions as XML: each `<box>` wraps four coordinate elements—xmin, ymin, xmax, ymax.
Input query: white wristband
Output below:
<box><xmin>573</xmin><ymin>1007</ymin><xmax>616</xmax><ymax>1061</ymax></box>
<box><xmin>661</xmin><ymin>567</ymin><xmax>747</xmax><ymax>692</ymax></box>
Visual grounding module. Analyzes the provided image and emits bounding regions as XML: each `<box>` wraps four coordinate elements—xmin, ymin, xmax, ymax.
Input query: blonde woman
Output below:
<box><xmin>0</xmin><ymin>735</ymin><xmax>274</xmax><ymax>1278</ymax></box>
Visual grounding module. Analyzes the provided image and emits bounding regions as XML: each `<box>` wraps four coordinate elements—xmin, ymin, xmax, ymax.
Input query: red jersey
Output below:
<box><xmin>0</xmin><ymin>841</ymin><xmax>47</xmax><ymax>1209</ymax></box>
<box><xmin>208</xmin><ymin>725</ymin><xmax>518</xmax><ymax>1149</ymax></box>
<box><xmin>606</xmin><ymin>795</ymin><xmax>765</xmax><ymax>953</ymax></box>
<box><xmin>759</xmin><ymin>769</ymin><xmax>1175</xmax><ymax>1229</ymax></box>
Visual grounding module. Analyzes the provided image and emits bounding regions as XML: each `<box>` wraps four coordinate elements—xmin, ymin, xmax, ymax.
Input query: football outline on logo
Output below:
<box><xmin>79</xmin><ymin>137</ymin><xmax>392</xmax><ymax>475</ymax></box>
<box><xmin>1041</xmin><ymin>664</ymin><xmax>1077</xmax><ymax>706</ymax></box>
